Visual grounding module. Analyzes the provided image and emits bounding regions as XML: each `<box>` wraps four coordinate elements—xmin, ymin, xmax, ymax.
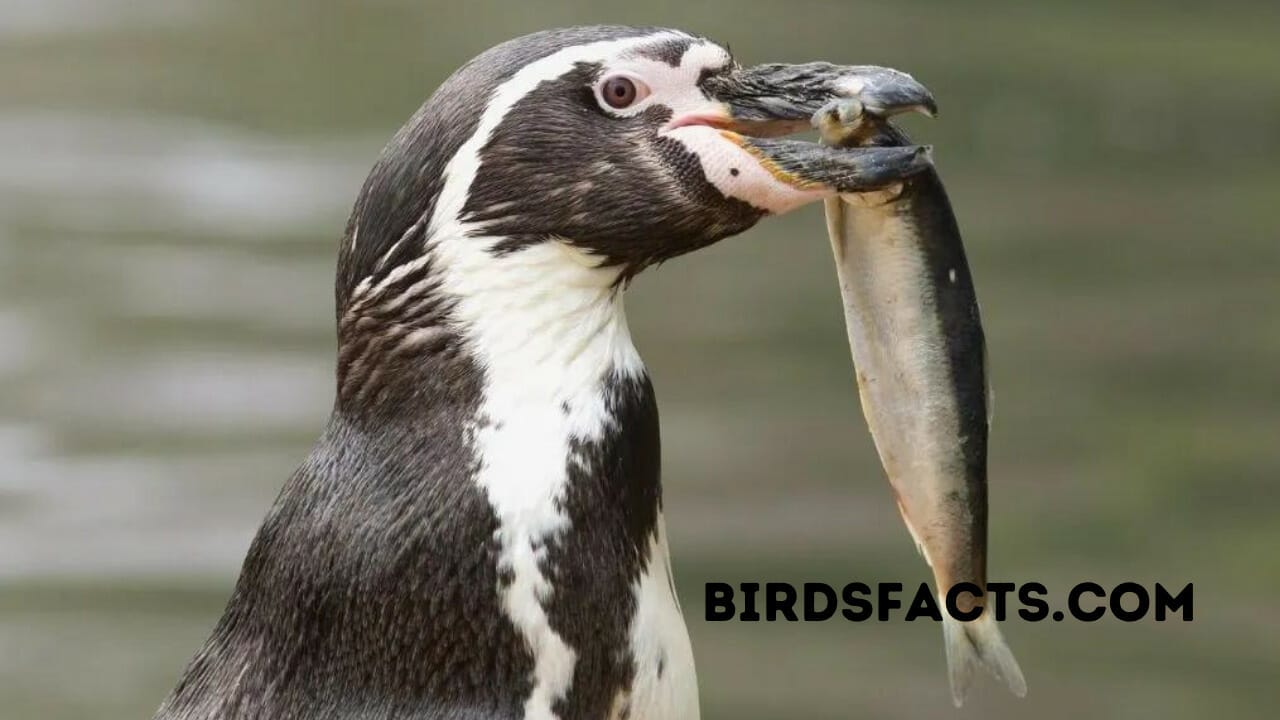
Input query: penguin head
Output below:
<box><xmin>337</xmin><ymin>26</ymin><xmax>934</xmax><ymax>307</ymax></box>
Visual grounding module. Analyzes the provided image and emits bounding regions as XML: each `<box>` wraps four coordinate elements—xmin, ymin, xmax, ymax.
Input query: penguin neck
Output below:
<box><xmin>336</xmin><ymin>236</ymin><xmax>645</xmax><ymax>418</ymax></box>
<box><xmin>447</xmin><ymin>238</ymin><xmax>645</xmax><ymax>411</ymax></box>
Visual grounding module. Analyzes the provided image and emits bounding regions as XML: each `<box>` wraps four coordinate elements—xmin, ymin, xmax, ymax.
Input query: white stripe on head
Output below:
<box><xmin>427</xmin><ymin>30</ymin><xmax>694</xmax><ymax>243</ymax></box>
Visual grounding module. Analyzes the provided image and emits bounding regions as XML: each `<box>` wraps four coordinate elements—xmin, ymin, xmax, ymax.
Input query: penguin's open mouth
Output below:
<box><xmin>667</xmin><ymin>63</ymin><xmax>937</xmax><ymax>194</ymax></box>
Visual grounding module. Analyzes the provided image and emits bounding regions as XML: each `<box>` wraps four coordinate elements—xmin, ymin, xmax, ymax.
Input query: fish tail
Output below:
<box><xmin>941</xmin><ymin>611</ymin><xmax>1027</xmax><ymax>706</ymax></box>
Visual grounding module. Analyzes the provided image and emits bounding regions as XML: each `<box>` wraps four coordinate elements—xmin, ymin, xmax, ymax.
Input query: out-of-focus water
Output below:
<box><xmin>2</xmin><ymin>1</ymin><xmax>1278</xmax><ymax>718</ymax></box>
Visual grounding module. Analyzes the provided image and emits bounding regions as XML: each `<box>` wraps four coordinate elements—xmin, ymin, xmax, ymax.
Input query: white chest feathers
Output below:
<box><xmin>616</xmin><ymin>522</ymin><xmax>700</xmax><ymax>720</ymax></box>
<box><xmin>432</xmin><ymin>240</ymin><xmax>696</xmax><ymax>720</ymax></box>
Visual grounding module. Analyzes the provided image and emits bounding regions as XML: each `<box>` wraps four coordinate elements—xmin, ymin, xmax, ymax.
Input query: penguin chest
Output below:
<box><xmin>615</xmin><ymin>525</ymin><xmax>700</xmax><ymax>720</ymax></box>
<box><xmin>467</xmin><ymin>365</ymin><xmax>699</xmax><ymax>719</ymax></box>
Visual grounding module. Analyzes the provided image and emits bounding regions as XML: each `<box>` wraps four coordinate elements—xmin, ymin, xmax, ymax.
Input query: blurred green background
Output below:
<box><xmin>1</xmin><ymin>0</ymin><xmax>1277</xmax><ymax>718</ymax></box>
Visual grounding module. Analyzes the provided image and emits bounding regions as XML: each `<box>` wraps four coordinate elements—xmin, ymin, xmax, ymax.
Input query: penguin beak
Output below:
<box><xmin>708</xmin><ymin>62</ymin><xmax>937</xmax><ymax>130</ymax></box>
<box><xmin>670</xmin><ymin>63</ymin><xmax>937</xmax><ymax>194</ymax></box>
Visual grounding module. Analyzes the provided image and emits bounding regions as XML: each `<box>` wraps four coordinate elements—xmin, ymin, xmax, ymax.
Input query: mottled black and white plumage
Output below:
<box><xmin>155</xmin><ymin>25</ymin><xmax>934</xmax><ymax>720</ymax></box>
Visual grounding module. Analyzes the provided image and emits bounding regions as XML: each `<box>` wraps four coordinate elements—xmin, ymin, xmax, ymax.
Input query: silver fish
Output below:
<box><xmin>816</xmin><ymin>100</ymin><xmax>1026</xmax><ymax>705</ymax></box>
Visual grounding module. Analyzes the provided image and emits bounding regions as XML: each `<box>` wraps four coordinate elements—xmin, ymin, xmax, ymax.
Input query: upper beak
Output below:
<box><xmin>708</xmin><ymin>62</ymin><xmax>937</xmax><ymax>128</ymax></box>
<box><xmin>698</xmin><ymin>63</ymin><xmax>937</xmax><ymax>192</ymax></box>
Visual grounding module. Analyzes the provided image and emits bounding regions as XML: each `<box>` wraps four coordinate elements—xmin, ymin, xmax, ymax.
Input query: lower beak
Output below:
<box><xmin>702</xmin><ymin>63</ymin><xmax>937</xmax><ymax>192</ymax></box>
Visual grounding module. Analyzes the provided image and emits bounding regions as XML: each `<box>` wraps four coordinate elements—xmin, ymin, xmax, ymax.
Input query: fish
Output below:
<box><xmin>815</xmin><ymin>100</ymin><xmax>1026</xmax><ymax>706</ymax></box>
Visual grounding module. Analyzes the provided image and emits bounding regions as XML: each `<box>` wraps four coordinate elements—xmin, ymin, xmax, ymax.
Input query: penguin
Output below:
<box><xmin>154</xmin><ymin>25</ymin><xmax>935</xmax><ymax>720</ymax></box>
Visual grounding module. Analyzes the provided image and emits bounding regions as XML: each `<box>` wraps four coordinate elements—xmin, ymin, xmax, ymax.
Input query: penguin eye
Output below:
<box><xmin>599</xmin><ymin>75</ymin><xmax>649</xmax><ymax>110</ymax></box>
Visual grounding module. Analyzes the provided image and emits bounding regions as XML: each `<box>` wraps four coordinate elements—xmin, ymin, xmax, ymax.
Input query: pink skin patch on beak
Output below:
<box><xmin>661</xmin><ymin>116</ymin><xmax>828</xmax><ymax>215</ymax></box>
<box><xmin>664</xmin><ymin>111</ymin><xmax>734</xmax><ymax>131</ymax></box>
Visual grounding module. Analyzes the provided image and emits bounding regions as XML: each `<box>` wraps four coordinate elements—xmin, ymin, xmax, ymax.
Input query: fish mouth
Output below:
<box><xmin>673</xmin><ymin>63</ymin><xmax>937</xmax><ymax>193</ymax></box>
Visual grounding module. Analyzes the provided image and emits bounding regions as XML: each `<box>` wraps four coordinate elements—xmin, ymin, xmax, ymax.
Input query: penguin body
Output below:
<box><xmin>156</xmin><ymin>25</ymin><xmax>935</xmax><ymax>720</ymax></box>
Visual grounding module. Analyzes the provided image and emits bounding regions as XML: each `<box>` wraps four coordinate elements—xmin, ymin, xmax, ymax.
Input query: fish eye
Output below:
<box><xmin>599</xmin><ymin>75</ymin><xmax>649</xmax><ymax>110</ymax></box>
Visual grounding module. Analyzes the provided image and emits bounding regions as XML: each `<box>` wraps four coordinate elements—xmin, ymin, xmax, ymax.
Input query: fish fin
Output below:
<box><xmin>894</xmin><ymin>498</ymin><xmax>931</xmax><ymax>566</ymax></box>
<box><xmin>823</xmin><ymin>197</ymin><xmax>847</xmax><ymax>263</ymax></box>
<box><xmin>941</xmin><ymin>611</ymin><xmax>1027</xmax><ymax>706</ymax></box>
<box><xmin>983</xmin><ymin>336</ymin><xmax>995</xmax><ymax>427</ymax></box>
